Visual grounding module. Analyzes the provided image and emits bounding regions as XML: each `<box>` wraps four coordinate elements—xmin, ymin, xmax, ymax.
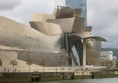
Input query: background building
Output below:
<box><xmin>100</xmin><ymin>51</ymin><xmax>114</xmax><ymax>61</ymax></box>
<box><xmin>65</xmin><ymin>0</ymin><xmax>87</xmax><ymax>25</ymax></box>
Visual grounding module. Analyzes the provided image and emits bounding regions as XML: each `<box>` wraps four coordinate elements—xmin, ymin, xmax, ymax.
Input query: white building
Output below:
<box><xmin>100</xmin><ymin>51</ymin><xmax>113</xmax><ymax>61</ymax></box>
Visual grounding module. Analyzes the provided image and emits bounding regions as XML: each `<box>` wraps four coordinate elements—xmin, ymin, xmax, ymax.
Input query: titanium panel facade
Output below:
<box><xmin>86</xmin><ymin>39</ymin><xmax>102</xmax><ymax>66</ymax></box>
<box><xmin>32</xmin><ymin>13</ymin><xmax>55</xmax><ymax>21</ymax></box>
<box><xmin>0</xmin><ymin>16</ymin><xmax>64</xmax><ymax>53</ymax></box>
<box><xmin>0</xmin><ymin>6</ymin><xmax>106</xmax><ymax>67</ymax></box>
<box><xmin>47</xmin><ymin>17</ymin><xmax>75</xmax><ymax>32</ymax></box>
<box><xmin>17</xmin><ymin>51</ymin><xmax>69</xmax><ymax>66</ymax></box>
<box><xmin>30</xmin><ymin>21</ymin><xmax>62</xmax><ymax>35</ymax></box>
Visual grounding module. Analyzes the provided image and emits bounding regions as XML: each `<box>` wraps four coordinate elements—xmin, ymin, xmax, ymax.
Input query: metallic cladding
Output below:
<box><xmin>0</xmin><ymin>6</ymin><xmax>106</xmax><ymax>67</ymax></box>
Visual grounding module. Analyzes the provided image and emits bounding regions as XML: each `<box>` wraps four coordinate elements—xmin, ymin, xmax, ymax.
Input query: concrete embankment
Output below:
<box><xmin>0</xmin><ymin>72</ymin><xmax>75</xmax><ymax>82</ymax></box>
<box><xmin>91</xmin><ymin>71</ymin><xmax>118</xmax><ymax>78</ymax></box>
<box><xmin>75</xmin><ymin>70</ymin><xmax>118</xmax><ymax>79</ymax></box>
<box><xmin>0</xmin><ymin>70</ymin><xmax>118</xmax><ymax>82</ymax></box>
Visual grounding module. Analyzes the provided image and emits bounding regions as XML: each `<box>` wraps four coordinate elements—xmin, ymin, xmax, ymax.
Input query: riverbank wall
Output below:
<box><xmin>0</xmin><ymin>70</ymin><xmax>118</xmax><ymax>82</ymax></box>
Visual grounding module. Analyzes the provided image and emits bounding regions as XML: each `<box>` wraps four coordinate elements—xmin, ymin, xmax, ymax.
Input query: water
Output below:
<box><xmin>38</xmin><ymin>78</ymin><xmax>118</xmax><ymax>83</ymax></box>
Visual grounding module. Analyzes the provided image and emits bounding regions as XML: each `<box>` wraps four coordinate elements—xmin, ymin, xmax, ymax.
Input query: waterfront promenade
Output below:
<box><xmin>0</xmin><ymin>66</ymin><xmax>118</xmax><ymax>82</ymax></box>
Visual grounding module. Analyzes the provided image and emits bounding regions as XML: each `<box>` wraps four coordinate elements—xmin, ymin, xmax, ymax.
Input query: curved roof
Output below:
<box><xmin>47</xmin><ymin>17</ymin><xmax>85</xmax><ymax>33</ymax></box>
<box><xmin>85</xmin><ymin>36</ymin><xmax>107</xmax><ymax>42</ymax></box>
<box><xmin>47</xmin><ymin>17</ymin><xmax>75</xmax><ymax>32</ymax></box>
<box><xmin>0</xmin><ymin>16</ymin><xmax>64</xmax><ymax>53</ymax></box>
<box><xmin>69</xmin><ymin>33</ymin><xmax>107</xmax><ymax>42</ymax></box>
<box><xmin>86</xmin><ymin>40</ymin><xmax>102</xmax><ymax>66</ymax></box>
<box><xmin>30</xmin><ymin>21</ymin><xmax>62</xmax><ymax>35</ymax></box>
<box><xmin>32</xmin><ymin>13</ymin><xmax>55</xmax><ymax>22</ymax></box>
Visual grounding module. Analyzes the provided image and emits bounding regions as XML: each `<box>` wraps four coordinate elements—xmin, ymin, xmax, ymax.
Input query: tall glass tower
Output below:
<box><xmin>65</xmin><ymin>0</ymin><xmax>87</xmax><ymax>25</ymax></box>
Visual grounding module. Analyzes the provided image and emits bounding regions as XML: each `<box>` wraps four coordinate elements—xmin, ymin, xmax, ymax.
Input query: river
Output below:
<box><xmin>38</xmin><ymin>78</ymin><xmax>118</xmax><ymax>83</ymax></box>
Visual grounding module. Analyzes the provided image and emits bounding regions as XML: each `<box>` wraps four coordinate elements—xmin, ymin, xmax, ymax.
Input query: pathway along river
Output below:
<box><xmin>38</xmin><ymin>77</ymin><xmax>118</xmax><ymax>83</ymax></box>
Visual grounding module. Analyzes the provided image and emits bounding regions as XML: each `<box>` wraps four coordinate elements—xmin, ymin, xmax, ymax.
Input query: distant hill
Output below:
<box><xmin>101</xmin><ymin>48</ymin><xmax>118</xmax><ymax>57</ymax></box>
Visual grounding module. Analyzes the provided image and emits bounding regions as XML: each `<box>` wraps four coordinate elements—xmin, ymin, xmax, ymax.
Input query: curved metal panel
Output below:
<box><xmin>69</xmin><ymin>33</ymin><xmax>107</xmax><ymax>42</ymax></box>
<box><xmin>69</xmin><ymin>31</ymin><xmax>106</xmax><ymax>66</ymax></box>
<box><xmin>47</xmin><ymin>17</ymin><xmax>75</xmax><ymax>32</ymax></box>
<box><xmin>85</xmin><ymin>36</ymin><xmax>107</xmax><ymax>42</ymax></box>
<box><xmin>68</xmin><ymin>35</ymin><xmax>103</xmax><ymax>66</ymax></box>
<box><xmin>72</xmin><ymin>17</ymin><xmax>85</xmax><ymax>33</ymax></box>
<box><xmin>48</xmin><ymin>17</ymin><xmax>85</xmax><ymax>33</ymax></box>
<box><xmin>86</xmin><ymin>39</ymin><xmax>102</xmax><ymax>66</ymax></box>
<box><xmin>32</xmin><ymin>13</ymin><xmax>55</xmax><ymax>21</ymax></box>
<box><xmin>30</xmin><ymin>21</ymin><xmax>62</xmax><ymax>35</ymax></box>
<box><xmin>0</xmin><ymin>16</ymin><xmax>64</xmax><ymax>53</ymax></box>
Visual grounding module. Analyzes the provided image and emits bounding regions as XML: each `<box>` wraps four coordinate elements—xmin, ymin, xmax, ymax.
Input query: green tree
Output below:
<box><xmin>10</xmin><ymin>59</ymin><xmax>18</xmax><ymax>72</ymax></box>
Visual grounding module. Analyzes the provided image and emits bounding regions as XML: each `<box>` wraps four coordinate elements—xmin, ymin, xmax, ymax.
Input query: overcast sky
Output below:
<box><xmin>0</xmin><ymin>0</ymin><xmax>118</xmax><ymax>48</ymax></box>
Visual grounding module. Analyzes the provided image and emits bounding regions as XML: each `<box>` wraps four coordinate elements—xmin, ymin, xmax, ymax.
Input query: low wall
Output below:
<box><xmin>0</xmin><ymin>70</ymin><xmax>118</xmax><ymax>82</ymax></box>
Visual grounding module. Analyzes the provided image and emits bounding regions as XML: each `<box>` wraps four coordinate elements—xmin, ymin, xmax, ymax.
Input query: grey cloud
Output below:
<box><xmin>0</xmin><ymin>0</ymin><xmax>65</xmax><ymax>24</ymax></box>
<box><xmin>0</xmin><ymin>0</ymin><xmax>21</xmax><ymax>10</ymax></box>
<box><xmin>88</xmin><ymin>0</ymin><xmax>118</xmax><ymax>48</ymax></box>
